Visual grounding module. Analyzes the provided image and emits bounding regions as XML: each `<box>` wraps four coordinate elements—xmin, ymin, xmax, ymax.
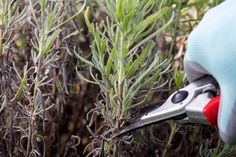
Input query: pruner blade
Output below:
<box><xmin>112</xmin><ymin>76</ymin><xmax>218</xmax><ymax>138</ymax></box>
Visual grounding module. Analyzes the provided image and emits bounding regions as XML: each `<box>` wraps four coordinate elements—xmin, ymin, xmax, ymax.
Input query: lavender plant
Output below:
<box><xmin>76</xmin><ymin>0</ymin><xmax>175</xmax><ymax>156</ymax></box>
<box><xmin>0</xmin><ymin>0</ymin><xmax>27</xmax><ymax>55</ymax></box>
<box><xmin>0</xmin><ymin>0</ymin><xmax>86</xmax><ymax>156</ymax></box>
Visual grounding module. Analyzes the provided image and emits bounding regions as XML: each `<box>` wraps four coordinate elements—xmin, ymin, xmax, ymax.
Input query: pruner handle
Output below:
<box><xmin>203</xmin><ymin>96</ymin><xmax>220</xmax><ymax>125</ymax></box>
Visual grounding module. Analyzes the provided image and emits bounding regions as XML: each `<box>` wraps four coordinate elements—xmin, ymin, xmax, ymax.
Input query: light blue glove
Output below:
<box><xmin>184</xmin><ymin>0</ymin><xmax>236</xmax><ymax>144</ymax></box>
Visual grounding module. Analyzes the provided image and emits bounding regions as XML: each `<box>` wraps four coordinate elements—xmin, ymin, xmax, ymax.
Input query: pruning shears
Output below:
<box><xmin>113</xmin><ymin>76</ymin><xmax>220</xmax><ymax>138</ymax></box>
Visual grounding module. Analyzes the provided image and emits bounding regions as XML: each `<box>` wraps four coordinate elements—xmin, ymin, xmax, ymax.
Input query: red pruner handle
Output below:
<box><xmin>203</xmin><ymin>96</ymin><xmax>220</xmax><ymax>125</ymax></box>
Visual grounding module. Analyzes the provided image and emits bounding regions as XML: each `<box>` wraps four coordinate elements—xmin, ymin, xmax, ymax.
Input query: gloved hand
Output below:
<box><xmin>184</xmin><ymin>0</ymin><xmax>236</xmax><ymax>144</ymax></box>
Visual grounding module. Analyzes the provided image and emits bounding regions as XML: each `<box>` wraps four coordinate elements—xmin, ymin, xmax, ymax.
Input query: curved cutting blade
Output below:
<box><xmin>111</xmin><ymin>100</ymin><xmax>186</xmax><ymax>138</ymax></box>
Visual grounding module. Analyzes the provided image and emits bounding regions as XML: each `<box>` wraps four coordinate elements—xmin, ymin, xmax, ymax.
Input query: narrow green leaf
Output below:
<box><xmin>134</xmin><ymin>7</ymin><xmax>170</xmax><ymax>33</ymax></box>
<box><xmin>76</xmin><ymin>67</ymin><xmax>98</xmax><ymax>84</ymax></box>
<box><xmin>11</xmin><ymin>63</ymin><xmax>28</xmax><ymax>101</ymax></box>
<box><xmin>117</xmin><ymin>0</ymin><xmax>123</xmax><ymax>20</ymax></box>
<box><xmin>125</xmin><ymin>97</ymin><xmax>146</xmax><ymax>111</ymax></box>
<box><xmin>74</xmin><ymin>51</ymin><xmax>96</xmax><ymax>68</ymax></box>
<box><xmin>37</xmin><ymin>29</ymin><xmax>61</xmax><ymax>60</ymax></box>
<box><xmin>126</xmin><ymin>54</ymin><xmax>160</xmax><ymax>99</ymax></box>
<box><xmin>106</xmin><ymin>48</ymin><xmax>116</xmax><ymax>76</ymax></box>
<box><xmin>125</xmin><ymin>41</ymin><xmax>154</xmax><ymax>78</ymax></box>
<box><xmin>142</xmin><ymin>69</ymin><xmax>161</xmax><ymax>87</ymax></box>
<box><xmin>141</xmin><ymin>0</ymin><xmax>154</xmax><ymax>15</ymax></box>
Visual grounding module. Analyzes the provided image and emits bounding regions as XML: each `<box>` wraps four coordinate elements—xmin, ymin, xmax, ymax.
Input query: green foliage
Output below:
<box><xmin>216</xmin><ymin>145</ymin><xmax>236</xmax><ymax>157</ymax></box>
<box><xmin>81</xmin><ymin>1</ymin><xmax>174</xmax><ymax>116</ymax></box>
<box><xmin>11</xmin><ymin>0</ymin><xmax>65</xmax><ymax>155</ymax></box>
<box><xmin>11</xmin><ymin>62</ymin><xmax>28</xmax><ymax>101</ymax></box>
<box><xmin>0</xmin><ymin>0</ymin><xmax>26</xmax><ymax>29</ymax></box>
<box><xmin>77</xmin><ymin>0</ymin><xmax>175</xmax><ymax>156</ymax></box>
<box><xmin>0</xmin><ymin>0</ymin><xmax>86</xmax><ymax>156</ymax></box>
<box><xmin>209</xmin><ymin>145</ymin><xmax>236</xmax><ymax>157</ymax></box>
<box><xmin>169</xmin><ymin>68</ymin><xmax>187</xmax><ymax>91</ymax></box>
<box><xmin>0</xmin><ymin>0</ymin><xmax>27</xmax><ymax>55</ymax></box>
